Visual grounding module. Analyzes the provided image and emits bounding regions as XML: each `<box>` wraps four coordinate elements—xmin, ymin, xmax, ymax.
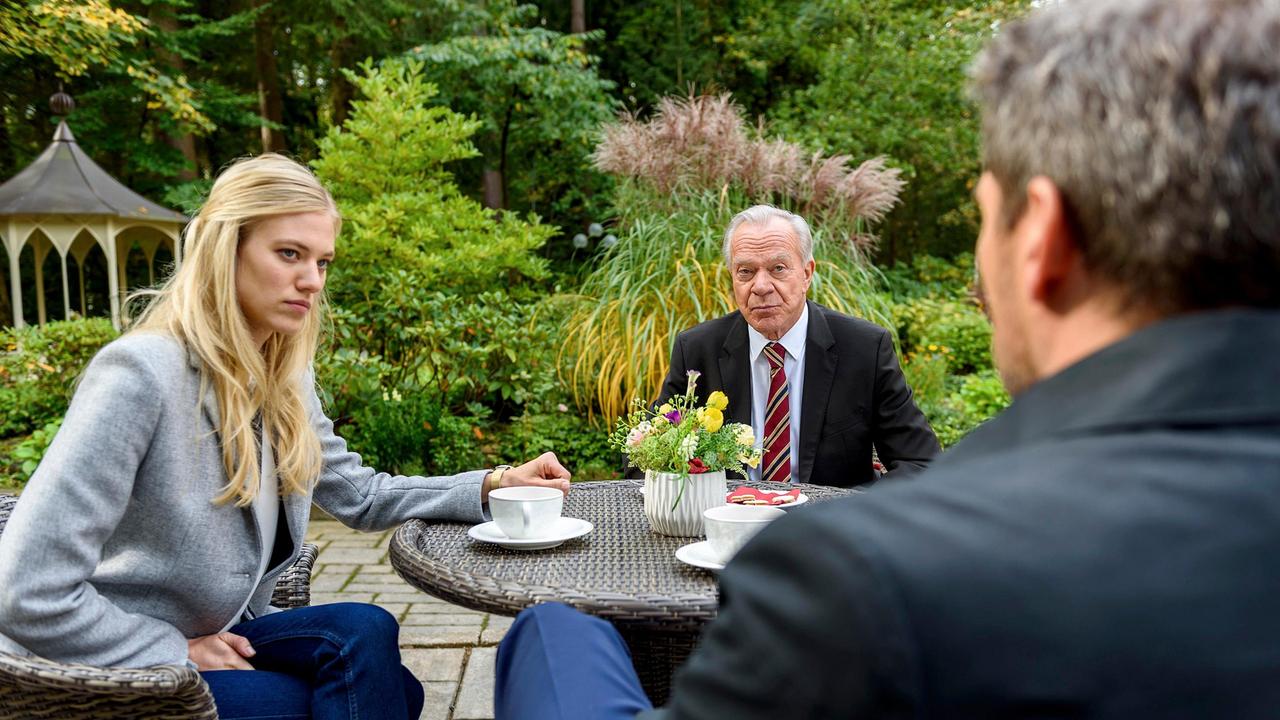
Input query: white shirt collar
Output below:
<box><xmin>748</xmin><ymin>303</ymin><xmax>809</xmax><ymax>363</ymax></box>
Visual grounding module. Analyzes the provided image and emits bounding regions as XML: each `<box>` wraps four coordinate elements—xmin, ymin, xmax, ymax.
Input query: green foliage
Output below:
<box><xmin>498</xmin><ymin>408</ymin><xmax>621</xmax><ymax>482</ymax></box>
<box><xmin>0</xmin><ymin>319</ymin><xmax>117</xmax><ymax>438</ymax></box>
<box><xmin>772</xmin><ymin>0</ymin><xmax>1032</xmax><ymax>261</ymax></box>
<box><xmin>889</xmin><ymin>253</ymin><xmax>1008</xmax><ymax>445</ymax></box>
<box><xmin>0</xmin><ymin>1</ymin><xmax>211</xmax><ymax>131</ymax></box>
<box><xmin>12</xmin><ymin>420</ymin><xmax>62</xmax><ymax>484</ymax></box>
<box><xmin>314</xmin><ymin>59</ymin><xmax>553</xmax><ymax>300</ymax></box>
<box><xmin>340</xmin><ymin>391</ymin><xmax>484</xmax><ymax>476</ymax></box>
<box><xmin>408</xmin><ymin>4</ymin><xmax>618</xmax><ymax>234</ymax></box>
<box><xmin>894</xmin><ymin>297</ymin><xmax>991</xmax><ymax>374</ymax></box>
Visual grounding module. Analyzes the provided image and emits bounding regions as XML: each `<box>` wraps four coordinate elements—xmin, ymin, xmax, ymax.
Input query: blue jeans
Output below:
<box><xmin>201</xmin><ymin>602</ymin><xmax>425</xmax><ymax>720</ymax></box>
<box><xmin>495</xmin><ymin>603</ymin><xmax>653</xmax><ymax>720</ymax></box>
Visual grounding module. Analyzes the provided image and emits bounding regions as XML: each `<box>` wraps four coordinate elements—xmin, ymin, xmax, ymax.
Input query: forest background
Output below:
<box><xmin>0</xmin><ymin>0</ymin><xmax>1029</xmax><ymax>488</ymax></box>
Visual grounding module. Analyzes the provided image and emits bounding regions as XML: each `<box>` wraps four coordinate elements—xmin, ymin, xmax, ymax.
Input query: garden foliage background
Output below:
<box><xmin>0</xmin><ymin>0</ymin><xmax>1026</xmax><ymax>488</ymax></box>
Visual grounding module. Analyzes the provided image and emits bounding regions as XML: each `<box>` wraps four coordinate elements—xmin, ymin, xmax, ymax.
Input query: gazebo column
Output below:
<box><xmin>105</xmin><ymin>220</ymin><xmax>120</xmax><ymax>330</ymax></box>
<box><xmin>59</xmin><ymin>251</ymin><xmax>70</xmax><ymax>320</ymax></box>
<box><xmin>33</xmin><ymin>240</ymin><xmax>48</xmax><ymax>326</ymax></box>
<box><xmin>7</xmin><ymin>222</ymin><xmax>22</xmax><ymax>328</ymax></box>
<box><xmin>77</xmin><ymin>258</ymin><xmax>86</xmax><ymax>316</ymax></box>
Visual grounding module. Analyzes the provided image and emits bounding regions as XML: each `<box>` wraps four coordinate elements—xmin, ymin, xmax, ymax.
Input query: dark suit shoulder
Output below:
<box><xmin>673</xmin><ymin>310</ymin><xmax>744</xmax><ymax>346</ymax></box>
<box><xmin>810</xmin><ymin>302</ymin><xmax>893</xmax><ymax>348</ymax></box>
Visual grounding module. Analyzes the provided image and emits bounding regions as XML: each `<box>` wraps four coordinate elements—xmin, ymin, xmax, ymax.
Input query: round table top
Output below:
<box><xmin>389</xmin><ymin>478</ymin><xmax>857</xmax><ymax>632</ymax></box>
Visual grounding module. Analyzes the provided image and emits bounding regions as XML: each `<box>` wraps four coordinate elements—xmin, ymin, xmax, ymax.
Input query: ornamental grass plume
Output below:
<box><xmin>592</xmin><ymin>92</ymin><xmax>904</xmax><ymax>239</ymax></box>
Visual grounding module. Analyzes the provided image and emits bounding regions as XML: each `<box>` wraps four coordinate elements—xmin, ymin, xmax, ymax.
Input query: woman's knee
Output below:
<box><xmin>321</xmin><ymin>602</ymin><xmax>400</xmax><ymax>650</ymax></box>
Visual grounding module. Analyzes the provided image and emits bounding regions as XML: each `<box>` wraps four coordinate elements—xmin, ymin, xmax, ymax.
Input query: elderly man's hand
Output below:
<box><xmin>500</xmin><ymin>452</ymin><xmax>572</xmax><ymax>496</ymax></box>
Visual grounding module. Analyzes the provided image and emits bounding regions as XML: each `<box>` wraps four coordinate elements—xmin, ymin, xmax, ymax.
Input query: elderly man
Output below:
<box><xmin>654</xmin><ymin>206</ymin><xmax>940</xmax><ymax>487</ymax></box>
<box><xmin>494</xmin><ymin>0</ymin><xmax>1280</xmax><ymax>716</ymax></box>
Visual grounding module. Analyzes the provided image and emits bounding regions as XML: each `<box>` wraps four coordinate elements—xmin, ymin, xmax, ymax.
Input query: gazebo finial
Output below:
<box><xmin>50</xmin><ymin>85</ymin><xmax>75</xmax><ymax>117</ymax></box>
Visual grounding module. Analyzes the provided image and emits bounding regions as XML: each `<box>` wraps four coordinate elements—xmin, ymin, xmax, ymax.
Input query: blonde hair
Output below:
<box><xmin>130</xmin><ymin>153</ymin><xmax>340</xmax><ymax>506</ymax></box>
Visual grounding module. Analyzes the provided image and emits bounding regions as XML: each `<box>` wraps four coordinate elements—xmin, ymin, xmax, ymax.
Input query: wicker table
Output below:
<box><xmin>389</xmin><ymin>478</ymin><xmax>857</xmax><ymax>704</ymax></box>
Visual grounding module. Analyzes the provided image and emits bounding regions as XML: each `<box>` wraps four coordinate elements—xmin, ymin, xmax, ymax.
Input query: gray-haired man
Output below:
<box><xmin>495</xmin><ymin>0</ymin><xmax>1280</xmax><ymax>717</ymax></box>
<box><xmin>654</xmin><ymin>204</ymin><xmax>940</xmax><ymax>487</ymax></box>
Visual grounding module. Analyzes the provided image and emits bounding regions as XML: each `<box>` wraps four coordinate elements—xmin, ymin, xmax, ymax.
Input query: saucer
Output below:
<box><xmin>675</xmin><ymin>540</ymin><xmax>726</xmax><ymax>571</ymax></box>
<box><xmin>468</xmin><ymin>517</ymin><xmax>593</xmax><ymax>551</ymax></box>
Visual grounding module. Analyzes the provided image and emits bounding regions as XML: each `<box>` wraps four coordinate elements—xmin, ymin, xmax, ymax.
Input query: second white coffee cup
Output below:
<box><xmin>703</xmin><ymin>504</ymin><xmax>786</xmax><ymax>564</ymax></box>
<box><xmin>489</xmin><ymin>486</ymin><xmax>564</xmax><ymax>539</ymax></box>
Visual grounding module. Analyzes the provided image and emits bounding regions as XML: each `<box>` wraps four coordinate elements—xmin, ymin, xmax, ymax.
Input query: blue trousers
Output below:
<box><xmin>495</xmin><ymin>603</ymin><xmax>653</xmax><ymax>720</ymax></box>
<box><xmin>201</xmin><ymin>602</ymin><xmax>425</xmax><ymax>720</ymax></box>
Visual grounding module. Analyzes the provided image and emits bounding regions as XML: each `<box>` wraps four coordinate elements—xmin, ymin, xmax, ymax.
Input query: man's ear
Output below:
<box><xmin>1017</xmin><ymin>176</ymin><xmax>1081</xmax><ymax>307</ymax></box>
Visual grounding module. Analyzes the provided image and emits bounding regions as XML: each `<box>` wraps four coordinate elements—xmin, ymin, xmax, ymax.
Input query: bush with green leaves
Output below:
<box><xmin>888</xmin><ymin>253</ymin><xmax>1008</xmax><ymax>445</ymax></box>
<box><xmin>498</xmin><ymin>407</ymin><xmax>621</xmax><ymax>482</ymax></box>
<box><xmin>407</xmin><ymin>3</ymin><xmax>617</xmax><ymax>237</ymax></box>
<box><xmin>337</xmin><ymin>390</ymin><xmax>485</xmax><ymax>477</ymax></box>
<box><xmin>0</xmin><ymin>318</ymin><xmax>117</xmax><ymax>438</ymax></box>
<box><xmin>313</xmin><ymin>58</ymin><xmax>553</xmax><ymax>303</ymax></box>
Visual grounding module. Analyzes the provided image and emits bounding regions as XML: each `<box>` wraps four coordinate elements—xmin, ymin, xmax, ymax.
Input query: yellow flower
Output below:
<box><xmin>657</xmin><ymin>403</ymin><xmax>673</xmax><ymax>415</ymax></box>
<box><xmin>706</xmin><ymin>391</ymin><xmax>729</xmax><ymax>411</ymax></box>
<box><xmin>698</xmin><ymin>407</ymin><xmax>724</xmax><ymax>433</ymax></box>
<box><xmin>735</xmin><ymin>425</ymin><xmax>756</xmax><ymax>447</ymax></box>
<box><xmin>653</xmin><ymin>416</ymin><xmax>669</xmax><ymax>428</ymax></box>
<box><xmin>746</xmin><ymin>453</ymin><xmax>760</xmax><ymax>469</ymax></box>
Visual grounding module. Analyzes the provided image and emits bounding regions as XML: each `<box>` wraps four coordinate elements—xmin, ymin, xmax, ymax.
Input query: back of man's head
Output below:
<box><xmin>972</xmin><ymin>0</ymin><xmax>1280</xmax><ymax>316</ymax></box>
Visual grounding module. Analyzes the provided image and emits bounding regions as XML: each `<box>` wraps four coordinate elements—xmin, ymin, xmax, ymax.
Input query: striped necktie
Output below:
<box><xmin>762</xmin><ymin>342</ymin><xmax>792</xmax><ymax>484</ymax></box>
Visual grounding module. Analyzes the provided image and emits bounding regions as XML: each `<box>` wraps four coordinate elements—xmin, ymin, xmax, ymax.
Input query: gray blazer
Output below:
<box><xmin>0</xmin><ymin>333</ymin><xmax>487</xmax><ymax>668</ymax></box>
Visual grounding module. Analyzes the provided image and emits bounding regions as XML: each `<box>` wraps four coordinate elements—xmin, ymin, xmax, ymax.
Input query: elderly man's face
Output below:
<box><xmin>729</xmin><ymin>218</ymin><xmax>815</xmax><ymax>341</ymax></box>
<box><xmin>975</xmin><ymin>172</ymin><xmax>1036</xmax><ymax>395</ymax></box>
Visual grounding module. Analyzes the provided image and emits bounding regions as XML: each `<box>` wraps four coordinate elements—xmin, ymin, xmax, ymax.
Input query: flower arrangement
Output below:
<box><xmin>609</xmin><ymin>370</ymin><xmax>761</xmax><ymax>477</ymax></box>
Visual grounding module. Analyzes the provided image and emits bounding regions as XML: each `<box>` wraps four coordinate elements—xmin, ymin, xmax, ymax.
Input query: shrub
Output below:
<box><xmin>498</xmin><ymin>407</ymin><xmax>621</xmax><ymax>482</ymax></box>
<box><xmin>339</xmin><ymin>391</ymin><xmax>485</xmax><ymax>477</ymax></box>
<box><xmin>893</xmin><ymin>297</ymin><xmax>991</xmax><ymax>375</ymax></box>
<box><xmin>0</xmin><ymin>319</ymin><xmax>117</xmax><ymax>438</ymax></box>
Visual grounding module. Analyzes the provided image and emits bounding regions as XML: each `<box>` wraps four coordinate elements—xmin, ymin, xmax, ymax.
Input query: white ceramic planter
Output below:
<box><xmin>643</xmin><ymin>469</ymin><xmax>727</xmax><ymax>537</ymax></box>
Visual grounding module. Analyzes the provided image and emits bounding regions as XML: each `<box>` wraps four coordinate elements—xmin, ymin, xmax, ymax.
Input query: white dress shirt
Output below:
<box><xmin>746</xmin><ymin>304</ymin><xmax>808</xmax><ymax>484</ymax></box>
<box><xmin>224</xmin><ymin>424</ymin><xmax>279</xmax><ymax>631</ymax></box>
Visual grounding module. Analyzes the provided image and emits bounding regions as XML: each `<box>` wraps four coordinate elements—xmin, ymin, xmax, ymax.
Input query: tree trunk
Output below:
<box><xmin>253</xmin><ymin>0</ymin><xmax>286</xmax><ymax>153</ymax></box>
<box><xmin>329</xmin><ymin>15</ymin><xmax>356</xmax><ymax>129</ymax></box>
<box><xmin>482</xmin><ymin>168</ymin><xmax>505</xmax><ymax>210</ymax></box>
<box><xmin>151</xmin><ymin>4</ymin><xmax>198</xmax><ymax>179</ymax></box>
<box><xmin>571</xmin><ymin>0</ymin><xmax>586</xmax><ymax>33</ymax></box>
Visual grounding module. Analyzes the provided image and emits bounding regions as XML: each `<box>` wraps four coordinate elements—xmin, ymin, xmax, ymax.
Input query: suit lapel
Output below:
<box><xmin>798</xmin><ymin>303</ymin><xmax>836</xmax><ymax>484</ymax></box>
<box><xmin>718</xmin><ymin>315</ymin><xmax>753</xmax><ymax>427</ymax></box>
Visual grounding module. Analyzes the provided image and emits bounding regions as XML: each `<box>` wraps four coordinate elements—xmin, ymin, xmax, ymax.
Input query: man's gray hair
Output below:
<box><xmin>722</xmin><ymin>205</ymin><xmax>814</xmax><ymax>266</ymax></box>
<box><xmin>972</xmin><ymin>0</ymin><xmax>1280</xmax><ymax>313</ymax></box>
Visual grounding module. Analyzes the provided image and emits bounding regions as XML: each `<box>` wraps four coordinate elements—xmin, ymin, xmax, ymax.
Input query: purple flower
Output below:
<box><xmin>664</xmin><ymin>409</ymin><xmax>682</xmax><ymax>424</ymax></box>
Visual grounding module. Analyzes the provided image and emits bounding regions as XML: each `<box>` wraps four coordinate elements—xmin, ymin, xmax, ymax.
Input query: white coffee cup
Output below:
<box><xmin>703</xmin><ymin>504</ymin><xmax>786</xmax><ymax>564</ymax></box>
<box><xmin>489</xmin><ymin>486</ymin><xmax>564</xmax><ymax>539</ymax></box>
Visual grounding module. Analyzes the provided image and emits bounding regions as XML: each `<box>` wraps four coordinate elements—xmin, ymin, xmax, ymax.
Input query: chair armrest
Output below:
<box><xmin>0</xmin><ymin>650</ymin><xmax>218</xmax><ymax>719</ymax></box>
<box><xmin>270</xmin><ymin>542</ymin><xmax>317</xmax><ymax>610</ymax></box>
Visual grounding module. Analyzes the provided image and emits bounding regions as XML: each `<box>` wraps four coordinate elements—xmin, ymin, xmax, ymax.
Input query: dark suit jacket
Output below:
<box><xmin>644</xmin><ymin>309</ymin><xmax>1280</xmax><ymax>719</ymax></box>
<box><xmin>656</xmin><ymin>301</ymin><xmax>940</xmax><ymax>486</ymax></box>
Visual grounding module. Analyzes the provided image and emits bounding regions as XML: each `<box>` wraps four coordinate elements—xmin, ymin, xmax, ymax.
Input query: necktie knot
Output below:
<box><xmin>764</xmin><ymin>342</ymin><xmax>785</xmax><ymax>372</ymax></box>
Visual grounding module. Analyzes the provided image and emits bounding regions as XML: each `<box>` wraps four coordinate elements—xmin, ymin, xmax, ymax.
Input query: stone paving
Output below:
<box><xmin>304</xmin><ymin>519</ymin><xmax>509</xmax><ymax>720</ymax></box>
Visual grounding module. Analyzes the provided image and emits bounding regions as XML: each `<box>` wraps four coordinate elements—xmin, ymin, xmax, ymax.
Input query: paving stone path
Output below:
<box><xmin>305</xmin><ymin>519</ymin><xmax>509</xmax><ymax>720</ymax></box>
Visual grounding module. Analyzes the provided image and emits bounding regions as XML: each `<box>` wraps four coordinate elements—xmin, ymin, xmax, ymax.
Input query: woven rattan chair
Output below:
<box><xmin>0</xmin><ymin>493</ymin><xmax>317</xmax><ymax>719</ymax></box>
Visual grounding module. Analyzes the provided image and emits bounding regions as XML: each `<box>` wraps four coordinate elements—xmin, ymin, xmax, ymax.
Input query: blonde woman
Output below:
<box><xmin>0</xmin><ymin>154</ymin><xmax>570</xmax><ymax>720</ymax></box>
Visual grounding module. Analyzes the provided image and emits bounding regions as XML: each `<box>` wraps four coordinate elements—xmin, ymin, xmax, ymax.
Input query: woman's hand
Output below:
<box><xmin>187</xmin><ymin>631</ymin><xmax>256</xmax><ymax>671</ymax></box>
<box><xmin>499</xmin><ymin>452</ymin><xmax>572</xmax><ymax>496</ymax></box>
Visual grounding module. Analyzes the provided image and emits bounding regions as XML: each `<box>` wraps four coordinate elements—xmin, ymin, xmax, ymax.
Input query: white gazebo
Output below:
<box><xmin>0</xmin><ymin>95</ymin><xmax>187</xmax><ymax>330</ymax></box>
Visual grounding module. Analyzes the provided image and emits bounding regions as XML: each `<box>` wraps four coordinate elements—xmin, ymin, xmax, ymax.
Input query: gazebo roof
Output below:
<box><xmin>0</xmin><ymin>120</ymin><xmax>186</xmax><ymax>222</ymax></box>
